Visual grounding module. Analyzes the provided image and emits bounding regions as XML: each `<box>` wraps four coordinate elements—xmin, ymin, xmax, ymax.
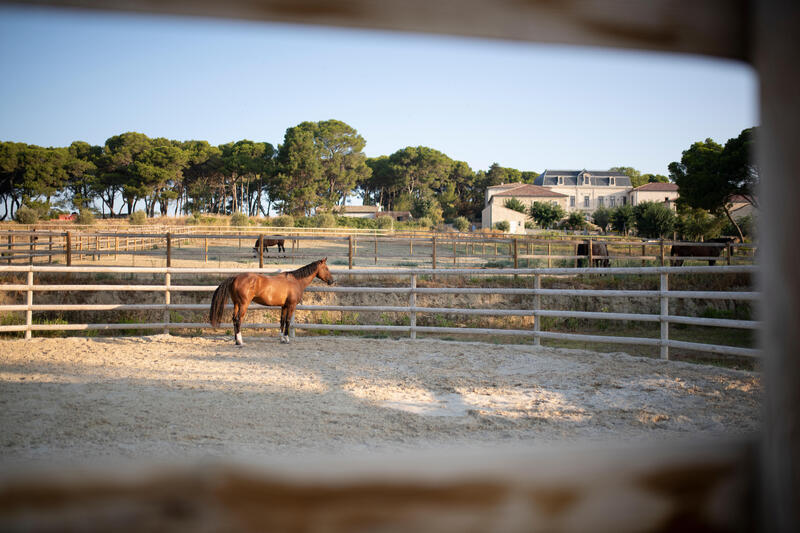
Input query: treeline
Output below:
<box><xmin>1</xmin><ymin>119</ymin><xmax>758</xmax><ymax>241</ymax></box>
<box><xmin>0</xmin><ymin>119</ymin><xmax>540</xmax><ymax>223</ymax></box>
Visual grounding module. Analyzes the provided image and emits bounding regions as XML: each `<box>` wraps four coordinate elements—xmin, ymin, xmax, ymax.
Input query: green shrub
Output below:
<box><xmin>230</xmin><ymin>211</ymin><xmax>250</xmax><ymax>227</ymax></box>
<box><xmin>494</xmin><ymin>220</ymin><xmax>510</xmax><ymax>232</ymax></box>
<box><xmin>313</xmin><ymin>213</ymin><xmax>337</xmax><ymax>228</ymax></box>
<box><xmin>503</xmin><ymin>197</ymin><xmax>527</xmax><ymax>213</ymax></box>
<box><xmin>14</xmin><ymin>205</ymin><xmax>38</xmax><ymax>225</ymax></box>
<box><xmin>376</xmin><ymin>215</ymin><xmax>394</xmax><ymax>230</ymax></box>
<box><xmin>129</xmin><ymin>210</ymin><xmax>147</xmax><ymax>226</ymax></box>
<box><xmin>267</xmin><ymin>215</ymin><xmax>295</xmax><ymax>227</ymax></box>
<box><xmin>453</xmin><ymin>216</ymin><xmax>470</xmax><ymax>232</ymax></box>
<box><xmin>417</xmin><ymin>217</ymin><xmax>433</xmax><ymax>229</ymax></box>
<box><xmin>75</xmin><ymin>209</ymin><xmax>96</xmax><ymax>225</ymax></box>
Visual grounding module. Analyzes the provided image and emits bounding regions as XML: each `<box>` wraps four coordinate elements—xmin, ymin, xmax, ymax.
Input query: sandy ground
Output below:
<box><xmin>0</xmin><ymin>335</ymin><xmax>761</xmax><ymax>466</ymax></box>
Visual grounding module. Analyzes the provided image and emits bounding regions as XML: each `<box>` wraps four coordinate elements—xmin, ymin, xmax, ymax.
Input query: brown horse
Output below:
<box><xmin>670</xmin><ymin>237</ymin><xmax>736</xmax><ymax>266</ymax></box>
<box><xmin>209</xmin><ymin>258</ymin><xmax>334</xmax><ymax>345</ymax></box>
<box><xmin>252</xmin><ymin>236</ymin><xmax>286</xmax><ymax>255</ymax></box>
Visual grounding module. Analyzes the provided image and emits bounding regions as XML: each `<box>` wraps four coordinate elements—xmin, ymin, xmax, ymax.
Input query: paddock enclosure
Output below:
<box><xmin>0</xmin><ymin>335</ymin><xmax>761</xmax><ymax>465</ymax></box>
<box><xmin>0</xmin><ymin>227</ymin><xmax>757</xmax><ymax>270</ymax></box>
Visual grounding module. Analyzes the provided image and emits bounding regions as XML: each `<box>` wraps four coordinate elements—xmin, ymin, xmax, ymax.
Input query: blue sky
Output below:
<box><xmin>0</xmin><ymin>6</ymin><xmax>758</xmax><ymax>178</ymax></box>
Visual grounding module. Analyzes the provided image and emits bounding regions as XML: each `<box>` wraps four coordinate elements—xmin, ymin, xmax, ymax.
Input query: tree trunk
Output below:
<box><xmin>722</xmin><ymin>205</ymin><xmax>745</xmax><ymax>242</ymax></box>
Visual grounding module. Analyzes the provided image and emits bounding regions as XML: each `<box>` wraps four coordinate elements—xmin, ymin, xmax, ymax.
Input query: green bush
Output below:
<box><xmin>494</xmin><ymin>220</ymin><xmax>510</xmax><ymax>232</ymax></box>
<box><xmin>453</xmin><ymin>216</ymin><xmax>470</xmax><ymax>232</ymax></box>
<box><xmin>267</xmin><ymin>215</ymin><xmax>295</xmax><ymax>227</ymax></box>
<box><xmin>417</xmin><ymin>217</ymin><xmax>433</xmax><ymax>229</ymax></box>
<box><xmin>75</xmin><ymin>209</ymin><xmax>96</xmax><ymax>225</ymax></box>
<box><xmin>129</xmin><ymin>210</ymin><xmax>147</xmax><ymax>226</ymax></box>
<box><xmin>230</xmin><ymin>212</ymin><xmax>250</xmax><ymax>227</ymax></box>
<box><xmin>503</xmin><ymin>197</ymin><xmax>527</xmax><ymax>213</ymax></box>
<box><xmin>14</xmin><ymin>205</ymin><xmax>38</xmax><ymax>225</ymax></box>
<box><xmin>376</xmin><ymin>215</ymin><xmax>394</xmax><ymax>230</ymax></box>
<box><xmin>312</xmin><ymin>213</ymin><xmax>337</xmax><ymax>228</ymax></box>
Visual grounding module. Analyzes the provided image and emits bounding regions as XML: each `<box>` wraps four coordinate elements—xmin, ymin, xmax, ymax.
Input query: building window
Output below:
<box><xmin>623</xmin><ymin>197</ymin><xmax>627</xmax><ymax>205</ymax></box>
<box><xmin>570</xmin><ymin>196</ymin><xmax>575</xmax><ymax>207</ymax></box>
<box><xmin>609</xmin><ymin>196</ymin><xmax>616</xmax><ymax>207</ymax></box>
<box><xmin>598</xmin><ymin>197</ymin><xmax>604</xmax><ymax>207</ymax></box>
<box><xmin>584</xmin><ymin>195</ymin><xmax>590</xmax><ymax>208</ymax></box>
<box><xmin>551</xmin><ymin>201</ymin><xmax>558</xmax><ymax>207</ymax></box>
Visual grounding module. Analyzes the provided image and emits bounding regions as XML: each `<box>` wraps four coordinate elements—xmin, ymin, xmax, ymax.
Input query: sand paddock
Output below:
<box><xmin>0</xmin><ymin>335</ymin><xmax>761</xmax><ymax>465</ymax></box>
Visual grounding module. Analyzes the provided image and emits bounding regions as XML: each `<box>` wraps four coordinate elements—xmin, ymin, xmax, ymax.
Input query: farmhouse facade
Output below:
<box><xmin>481</xmin><ymin>183</ymin><xmax>568</xmax><ymax>234</ymax></box>
<box><xmin>534</xmin><ymin>170</ymin><xmax>633</xmax><ymax>212</ymax></box>
<box><xmin>628</xmin><ymin>182</ymin><xmax>679</xmax><ymax>210</ymax></box>
<box><xmin>482</xmin><ymin>170</ymin><xmax>683</xmax><ymax>232</ymax></box>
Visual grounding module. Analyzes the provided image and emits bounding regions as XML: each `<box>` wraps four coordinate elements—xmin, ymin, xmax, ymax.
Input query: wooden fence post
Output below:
<box><xmin>66</xmin><ymin>231</ymin><xmax>72</xmax><ymax>266</ymax></box>
<box><xmin>204</xmin><ymin>237</ymin><xmax>208</xmax><ymax>263</ymax></box>
<box><xmin>574</xmin><ymin>242</ymin><xmax>578</xmax><ymax>268</ymax></box>
<box><xmin>533</xmin><ymin>273</ymin><xmax>541</xmax><ymax>346</ymax></box>
<box><xmin>432</xmin><ymin>236</ymin><xmax>437</xmax><ymax>269</ymax></box>
<box><xmin>25</xmin><ymin>269</ymin><xmax>33</xmax><ymax>340</ymax></box>
<box><xmin>641</xmin><ymin>243</ymin><xmax>647</xmax><ymax>266</ymax></box>
<box><xmin>660</xmin><ymin>239</ymin><xmax>666</xmax><ymax>266</ymax></box>
<box><xmin>48</xmin><ymin>234</ymin><xmax>52</xmax><ymax>264</ymax></box>
<box><xmin>348</xmin><ymin>235</ymin><xmax>354</xmax><ymax>269</ymax></box>
<box><xmin>28</xmin><ymin>231</ymin><xmax>34</xmax><ymax>265</ymax></box>
<box><xmin>547</xmin><ymin>242</ymin><xmax>551</xmax><ymax>268</ymax></box>
<box><xmin>727</xmin><ymin>242</ymin><xmax>733</xmax><ymax>265</ymax></box>
<box><xmin>513</xmin><ymin>238</ymin><xmax>518</xmax><ymax>269</ymax></box>
<box><xmin>588</xmin><ymin>238</ymin><xmax>594</xmax><ymax>268</ymax></box>
<box><xmin>409</xmin><ymin>274</ymin><xmax>416</xmax><ymax>340</ymax></box>
<box><xmin>164</xmin><ymin>272</ymin><xmax>171</xmax><ymax>336</ymax></box>
<box><xmin>6</xmin><ymin>234</ymin><xmax>11</xmax><ymax>265</ymax></box>
<box><xmin>660</xmin><ymin>272</ymin><xmax>669</xmax><ymax>360</ymax></box>
<box><xmin>374</xmin><ymin>234</ymin><xmax>378</xmax><ymax>265</ymax></box>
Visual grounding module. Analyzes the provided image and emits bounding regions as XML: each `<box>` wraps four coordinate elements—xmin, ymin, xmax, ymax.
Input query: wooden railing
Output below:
<box><xmin>0</xmin><ymin>264</ymin><xmax>759</xmax><ymax>359</ymax></box>
<box><xmin>0</xmin><ymin>229</ymin><xmax>758</xmax><ymax>269</ymax></box>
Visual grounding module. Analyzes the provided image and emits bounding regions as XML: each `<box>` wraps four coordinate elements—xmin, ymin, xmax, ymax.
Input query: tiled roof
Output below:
<box><xmin>492</xmin><ymin>184</ymin><xmax>567</xmax><ymax>198</ymax></box>
<box><xmin>634</xmin><ymin>182</ymin><xmax>678</xmax><ymax>191</ymax></box>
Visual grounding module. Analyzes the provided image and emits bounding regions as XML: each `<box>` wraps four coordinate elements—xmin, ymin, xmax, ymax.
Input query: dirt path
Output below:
<box><xmin>0</xmin><ymin>335</ymin><xmax>761</xmax><ymax>465</ymax></box>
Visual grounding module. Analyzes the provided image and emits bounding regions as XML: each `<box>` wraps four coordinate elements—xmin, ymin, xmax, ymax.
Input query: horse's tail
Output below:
<box><xmin>209</xmin><ymin>277</ymin><xmax>235</xmax><ymax>327</ymax></box>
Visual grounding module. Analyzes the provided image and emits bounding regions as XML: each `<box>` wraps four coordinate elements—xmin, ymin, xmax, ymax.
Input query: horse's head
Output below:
<box><xmin>316</xmin><ymin>257</ymin><xmax>335</xmax><ymax>285</ymax></box>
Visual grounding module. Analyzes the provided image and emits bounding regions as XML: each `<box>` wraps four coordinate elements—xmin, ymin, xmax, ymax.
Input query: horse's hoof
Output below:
<box><xmin>280</xmin><ymin>336</ymin><xmax>289</xmax><ymax>344</ymax></box>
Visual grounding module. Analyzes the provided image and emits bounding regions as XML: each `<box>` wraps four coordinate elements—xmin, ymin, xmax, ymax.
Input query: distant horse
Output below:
<box><xmin>670</xmin><ymin>237</ymin><xmax>736</xmax><ymax>266</ymax></box>
<box><xmin>252</xmin><ymin>236</ymin><xmax>286</xmax><ymax>255</ymax></box>
<box><xmin>577</xmin><ymin>241</ymin><xmax>610</xmax><ymax>267</ymax></box>
<box><xmin>209</xmin><ymin>258</ymin><xmax>334</xmax><ymax>345</ymax></box>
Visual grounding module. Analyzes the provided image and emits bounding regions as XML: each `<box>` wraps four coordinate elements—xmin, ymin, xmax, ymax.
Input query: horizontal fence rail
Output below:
<box><xmin>0</xmin><ymin>264</ymin><xmax>759</xmax><ymax>359</ymax></box>
<box><xmin>0</xmin><ymin>228</ymin><xmax>757</xmax><ymax>270</ymax></box>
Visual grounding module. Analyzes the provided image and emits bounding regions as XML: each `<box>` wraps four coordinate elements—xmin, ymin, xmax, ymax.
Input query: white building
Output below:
<box><xmin>534</xmin><ymin>170</ymin><xmax>632</xmax><ymax>212</ymax></box>
<box><xmin>481</xmin><ymin>183</ymin><xmax>568</xmax><ymax>233</ymax></box>
<box><xmin>628</xmin><ymin>182</ymin><xmax>679</xmax><ymax>209</ymax></box>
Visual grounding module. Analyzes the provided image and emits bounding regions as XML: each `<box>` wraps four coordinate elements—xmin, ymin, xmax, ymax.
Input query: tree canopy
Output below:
<box><xmin>668</xmin><ymin>127</ymin><xmax>758</xmax><ymax>241</ymax></box>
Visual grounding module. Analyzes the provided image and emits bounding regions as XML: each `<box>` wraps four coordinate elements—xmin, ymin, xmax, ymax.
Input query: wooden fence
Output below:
<box><xmin>0</xmin><ymin>228</ymin><xmax>757</xmax><ymax>269</ymax></box>
<box><xmin>0</xmin><ymin>264</ymin><xmax>758</xmax><ymax>359</ymax></box>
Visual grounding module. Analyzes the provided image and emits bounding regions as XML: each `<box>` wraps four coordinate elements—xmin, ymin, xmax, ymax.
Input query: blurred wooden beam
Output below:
<box><xmin>7</xmin><ymin>0</ymin><xmax>750</xmax><ymax>61</ymax></box>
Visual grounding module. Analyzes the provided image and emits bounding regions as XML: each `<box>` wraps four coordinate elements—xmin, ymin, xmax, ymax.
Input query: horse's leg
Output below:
<box><xmin>235</xmin><ymin>300</ymin><xmax>252</xmax><ymax>346</ymax></box>
<box><xmin>283</xmin><ymin>302</ymin><xmax>297</xmax><ymax>343</ymax></box>
<box><xmin>232</xmin><ymin>301</ymin><xmax>242</xmax><ymax>345</ymax></box>
<box><xmin>279</xmin><ymin>305</ymin><xmax>289</xmax><ymax>343</ymax></box>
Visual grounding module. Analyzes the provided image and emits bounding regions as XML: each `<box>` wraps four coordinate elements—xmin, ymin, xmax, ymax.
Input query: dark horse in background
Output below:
<box><xmin>209</xmin><ymin>258</ymin><xmax>334</xmax><ymax>345</ymax></box>
<box><xmin>670</xmin><ymin>237</ymin><xmax>737</xmax><ymax>266</ymax></box>
<box><xmin>252</xmin><ymin>235</ymin><xmax>286</xmax><ymax>255</ymax></box>
<box><xmin>577</xmin><ymin>240</ymin><xmax>610</xmax><ymax>267</ymax></box>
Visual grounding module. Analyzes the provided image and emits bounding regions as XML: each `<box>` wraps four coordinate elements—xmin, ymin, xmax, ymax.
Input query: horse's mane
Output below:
<box><xmin>288</xmin><ymin>260</ymin><xmax>322</xmax><ymax>279</ymax></box>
